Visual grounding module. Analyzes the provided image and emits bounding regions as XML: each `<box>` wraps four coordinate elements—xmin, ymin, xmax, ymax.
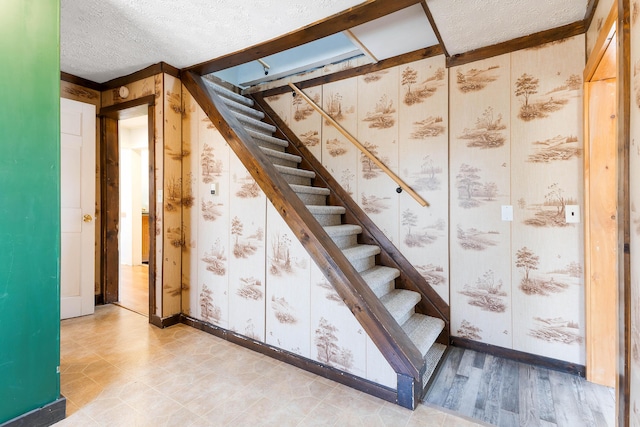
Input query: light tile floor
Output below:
<box><xmin>56</xmin><ymin>305</ymin><xmax>487</xmax><ymax>427</ymax></box>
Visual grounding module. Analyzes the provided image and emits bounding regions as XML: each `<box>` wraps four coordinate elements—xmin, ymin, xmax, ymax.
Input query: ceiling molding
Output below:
<box><xmin>102</xmin><ymin>62</ymin><xmax>180</xmax><ymax>90</ymax></box>
<box><xmin>60</xmin><ymin>72</ymin><xmax>103</xmax><ymax>91</ymax></box>
<box><xmin>183</xmin><ymin>0</ymin><xmax>424</xmax><ymax>76</ymax></box>
<box><xmin>420</xmin><ymin>1</ymin><xmax>449</xmax><ymax>58</ymax></box>
<box><xmin>446</xmin><ymin>20</ymin><xmax>586</xmax><ymax>68</ymax></box>
<box><xmin>584</xmin><ymin>0</ymin><xmax>600</xmax><ymax>30</ymax></box>
<box><xmin>259</xmin><ymin>44</ymin><xmax>443</xmax><ymax>97</ymax></box>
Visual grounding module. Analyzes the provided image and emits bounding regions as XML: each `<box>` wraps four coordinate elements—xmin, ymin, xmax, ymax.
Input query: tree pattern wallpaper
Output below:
<box><xmin>266</xmin><ymin>39</ymin><xmax>585</xmax><ymax>364</ymax></box>
<box><xmin>182</xmin><ymin>88</ymin><xmax>396</xmax><ymax>387</ymax></box>
<box><xmin>630</xmin><ymin>3</ymin><xmax>640</xmax><ymax>424</ymax></box>
<box><xmin>179</xmin><ymin>33</ymin><xmax>591</xmax><ymax>391</ymax></box>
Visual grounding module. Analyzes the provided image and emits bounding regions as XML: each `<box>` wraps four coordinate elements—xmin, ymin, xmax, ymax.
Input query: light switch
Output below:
<box><xmin>501</xmin><ymin>205</ymin><xmax>513</xmax><ymax>221</ymax></box>
<box><xmin>566</xmin><ymin>205</ymin><xmax>580</xmax><ymax>223</ymax></box>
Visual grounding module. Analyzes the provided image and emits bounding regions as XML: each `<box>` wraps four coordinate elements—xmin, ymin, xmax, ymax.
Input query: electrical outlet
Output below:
<box><xmin>501</xmin><ymin>205</ymin><xmax>513</xmax><ymax>221</ymax></box>
<box><xmin>210</xmin><ymin>183</ymin><xmax>219</xmax><ymax>196</ymax></box>
<box><xmin>565</xmin><ymin>205</ymin><xmax>580</xmax><ymax>223</ymax></box>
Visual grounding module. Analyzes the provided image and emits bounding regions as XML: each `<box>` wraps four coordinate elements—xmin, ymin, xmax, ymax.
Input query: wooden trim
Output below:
<box><xmin>149</xmin><ymin>313</ymin><xmax>180</xmax><ymax>329</ymax></box>
<box><xmin>446</xmin><ymin>21</ymin><xmax>586</xmax><ymax>68</ymax></box>
<box><xmin>288</xmin><ymin>83</ymin><xmax>428</xmax><ymax>207</ymax></box>
<box><xmin>98</xmin><ymin>96</ymin><xmax>156</xmax><ymax>307</ymax></box>
<box><xmin>102</xmin><ymin>63</ymin><xmax>179</xmax><ymax>89</ymax></box>
<box><xmin>584</xmin><ymin>0</ymin><xmax>618</xmax><ymax>81</ymax></box>
<box><xmin>616</xmin><ymin>0</ymin><xmax>631</xmax><ymax>425</ymax></box>
<box><xmin>259</xmin><ymin>45</ymin><xmax>443</xmax><ymax>98</ymax></box>
<box><xmin>451</xmin><ymin>337</ymin><xmax>587</xmax><ymax>377</ymax></box>
<box><xmin>420</xmin><ymin>1</ymin><xmax>449</xmax><ymax>58</ymax></box>
<box><xmin>183</xmin><ymin>0</ymin><xmax>424</xmax><ymax>76</ymax></box>
<box><xmin>584</xmin><ymin>0</ymin><xmax>601</xmax><ymax>31</ymax></box>
<box><xmin>180</xmin><ymin>315</ymin><xmax>399</xmax><ymax>405</ymax></box>
<box><xmin>94</xmin><ymin>294</ymin><xmax>104</xmax><ymax>306</ymax></box>
<box><xmin>147</xmin><ymin>108</ymin><xmax>157</xmax><ymax>320</ymax></box>
<box><xmin>60</xmin><ymin>72</ymin><xmax>103</xmax><ymax>91</ymax></box>
<box><xmin>100</xmin><ymin>117</ymin><xmax>119</xmax><ymax>304</ymax></box>
<box><xmin>100</xmin><ymin>95</ymin><xmax>156</xmax><ymax>119</ymax></box>
<box><xmin>252</xmin><ymin>93</ymin><xmax>450</xmax><ymax>332</ymax></box>
<box><xmin>182</xmin><ymin>71</ymin><xmax>425</xmax><ymax>380</ymax></box>
<box><xmin>0</xmin><ymin>397</ymin><xmax>66</xmax><ymax>427</ymax></box>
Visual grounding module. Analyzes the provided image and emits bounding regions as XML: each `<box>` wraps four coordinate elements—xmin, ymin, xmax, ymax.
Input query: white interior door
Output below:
<box><xmin>60</xmin><ymin>98</ymin><xmax>96</xmax><ymax>319</ymax></box>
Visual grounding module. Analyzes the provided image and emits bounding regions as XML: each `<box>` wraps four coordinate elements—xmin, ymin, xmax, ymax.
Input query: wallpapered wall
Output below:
<box><xmin>266</xmin><ymin>35</ymin><xmax>586</xmax><ymax>365</ymax></box>
<box><xmin>629</xmin><ymin>0</ymin><xmax>640</xmax><ymax>423</ymax></box>
<box><xmin>181</xmin><ymin>89</ymin><xmax>397</xmax><ymax>389</ymax></box>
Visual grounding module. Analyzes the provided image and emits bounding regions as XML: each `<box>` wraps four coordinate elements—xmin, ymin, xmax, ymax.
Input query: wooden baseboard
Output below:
<box><xmin>149</xmin><ymin>313</ymin><xmax>180</xmax><ymax>329</ymax></box>
<box><xmin>451</xmin><ymin>337</ymin><xmax>586</xmax><ymax>377</ymax></box>
<box><xmin>94</xmin><ymin>294</ymin><xmax>104</xmax><ymax>306</ymax></box>
<box><xmin>0</xmin><ymin>396</ymin><xmax>66</xmax><ymax>427</ymax></box>
<box><xmin>180</xmin><ymin>314</ymin><xmax>399</xmax><ymax>406</ymax></box>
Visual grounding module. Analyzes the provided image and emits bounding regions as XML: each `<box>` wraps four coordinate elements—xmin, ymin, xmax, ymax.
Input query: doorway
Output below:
<box><xmin>117</xmin><ymin>115</ymin><xmax>150</xmax><ymax>316</ymax></box>
<box><xmin>99</xmin><ymin>95</ymin><xmax>156</xmax><ymax>320</ymax></box>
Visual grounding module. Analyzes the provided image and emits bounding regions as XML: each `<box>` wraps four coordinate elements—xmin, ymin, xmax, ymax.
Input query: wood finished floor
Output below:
<box><xmin>424</xmin><ymin>347</ymin><xmax>615</xmax><ymax>427</ymax></box>
<box><xmin>117</xmin><ymin>264</ymin><xmax>148</xmax><ymax>316</ymax></box>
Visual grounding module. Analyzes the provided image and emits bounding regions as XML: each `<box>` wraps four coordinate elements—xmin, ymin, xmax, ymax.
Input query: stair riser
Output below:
<box><xmin>295</xmin><ymin>192</ymin><xmax>327</xmax><ymax>205</ymax></box>
<box><xmin>369</xmin><ymin>280</ymin><xmax>395</xmax><ymax>299</ymax></box>
<box><xmin>225</xmin><ymin>102</ymin><xmax>264</xmax><ymax>120</ymax></box>
<box><xmin>312</xmin><ymin>213</ymin><xmax>342</xmax><ymax>227</ymax></box>
<box><xmin>347</xmin><ymin>256</ymin><xmax>376</xmax><ymax>273</ymax></box>
<box><xmin>253</xmin><ymin>139</ymin><xmax>287</xmax><ymax>152</ymax></box>
<box><xmin>237</xmin><ymin>119</ymin><xmax>275</xmax><ymax>134</ymax></box>
<box><xmin>264</xmin><ymin>154</ymin><xmax>299</xmax><ymax>168</ymax></box>
<box><xmin>279</xmin><ymin>173</ymin><xmax>312</xmax><ymax>186</ymax></box>
<box><xmin>397</xmin><ymin>308</ymin><xmax>416</xmax><ymax>326</ymax></box>
<box><xmin>330</xmin><ymin>234</ymin><xmax>358</xmax><ymax>250</ymax></box>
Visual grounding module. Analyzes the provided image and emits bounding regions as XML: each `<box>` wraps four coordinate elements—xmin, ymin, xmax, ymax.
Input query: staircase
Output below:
<box><xmin>189</xmin><ymin>74</ymin><xmax>448</xmax><ymax>408</ymax></box>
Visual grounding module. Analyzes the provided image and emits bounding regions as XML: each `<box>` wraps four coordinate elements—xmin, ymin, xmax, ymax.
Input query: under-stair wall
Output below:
<box><xmin>181</xmin><ymin>80</ymin><xmax>412</xmax><ymax>398</ymax></box>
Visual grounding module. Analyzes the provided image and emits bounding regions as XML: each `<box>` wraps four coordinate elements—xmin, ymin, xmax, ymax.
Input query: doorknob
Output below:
<box><xmin>83</xmin><ymin>214</ymin><xmax>93</xmax><ymax>223</ymax></box>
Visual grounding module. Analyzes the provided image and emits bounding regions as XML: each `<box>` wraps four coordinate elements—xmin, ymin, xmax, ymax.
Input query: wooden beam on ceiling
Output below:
<box><xmin>446</xmin><ymin>20</ymin><xmax>586</xmax><ymax>68</ymax></box>
<box><xmin>584</xmin><ymin>0</ymin><xmax>601</xmax><ymax>30</ymax></box>
<box><xmin>420</xmin><ymin>0</ymin><xmax>449</xmax><ymax>58</ymax></box>
<box><xmin>183</xmin><ymin>0</ymin><xmax>424</xmax><ymax>76</ymax></box>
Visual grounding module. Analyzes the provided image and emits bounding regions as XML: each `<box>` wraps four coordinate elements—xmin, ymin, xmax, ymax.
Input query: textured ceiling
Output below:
<box><xmin>61</xmin><ymin>0</ymin><xmax>364</xmax><ymax>83</ymax></box>
<box><xmin>427</xmin><ymin>0</ymin><xmax>589</xmax><ymax>55</ymax></box>
<box><xmin>61</xmin><ymin>0</ymin><xmax>590</xmax><ymax>84</ymax></box>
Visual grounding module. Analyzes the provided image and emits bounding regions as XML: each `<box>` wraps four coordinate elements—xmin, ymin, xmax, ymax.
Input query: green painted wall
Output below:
<box><xmin>0</xmin><ymin>0</ymin><xmax>61</xmax><ymax>423</ymax></box>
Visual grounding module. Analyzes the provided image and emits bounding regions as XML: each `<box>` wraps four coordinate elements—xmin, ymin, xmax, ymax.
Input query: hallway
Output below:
<box><xmin>56</xmin><ymin>305</ymin><xmax>484</xmax><ymax>426</ymax></box>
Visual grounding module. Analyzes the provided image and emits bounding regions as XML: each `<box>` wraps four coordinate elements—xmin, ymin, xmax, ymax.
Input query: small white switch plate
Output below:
<box><xmin>566</xmin><ymin>205</ymin><xmax>580</xmax><ymax>223</ymax></box>
<box><xmin>501</xmin><ymin>205</ymin><xmax>513</xmax><ymax>221</ymax></box>
<box><xmin>210</xmin><ymin>183</ymin><xmax>219</xmax><ymax>196</ymax></box>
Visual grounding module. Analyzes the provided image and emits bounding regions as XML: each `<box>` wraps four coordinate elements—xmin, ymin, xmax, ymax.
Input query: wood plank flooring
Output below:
<box><xmin>424</xmin><ymin>347</ymin><xmax>615</xmax><ymax>427</ymax></box>
<box><xmin>117</xmin><ymin>264</ymin><xmax>148</xmax><ymax>316</ymax></box>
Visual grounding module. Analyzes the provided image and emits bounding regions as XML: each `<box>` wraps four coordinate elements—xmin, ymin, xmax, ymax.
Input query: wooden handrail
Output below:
<box><xmin>253</xmin><ymin>93</ymin><xmax>450</xmax><ymax>330</ymax></box>
<box><xmin>287</xmin><ymin>82</ymin><xmax>429</xmax><ymax>207</ymax></box>
<box><xmin>182</xmin><ymin>71</ymin><xmax>425</xmax><ymax>382</ymax></box>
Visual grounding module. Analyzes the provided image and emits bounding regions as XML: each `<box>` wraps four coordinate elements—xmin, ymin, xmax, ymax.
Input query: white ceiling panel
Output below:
<box><xmin>349</xmin><ymin>4</ymin><xmax>439</xmax><ymax>61</ymax></box>
<box><xmin>426</xmin><ymin>0</ymin><xmax>588</xmax><ymax>56</ymax></box>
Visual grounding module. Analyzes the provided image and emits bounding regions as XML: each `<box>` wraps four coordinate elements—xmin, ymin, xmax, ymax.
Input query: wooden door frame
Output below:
<box><xmin>583</xmin><ymin>0</ymin><xmax>631</xmax><ymax>424</ymax></box>
<box><xmin>99</xmin><ymin>95</ymin><xmax>157</xmax><ymax>320</ymax></box>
